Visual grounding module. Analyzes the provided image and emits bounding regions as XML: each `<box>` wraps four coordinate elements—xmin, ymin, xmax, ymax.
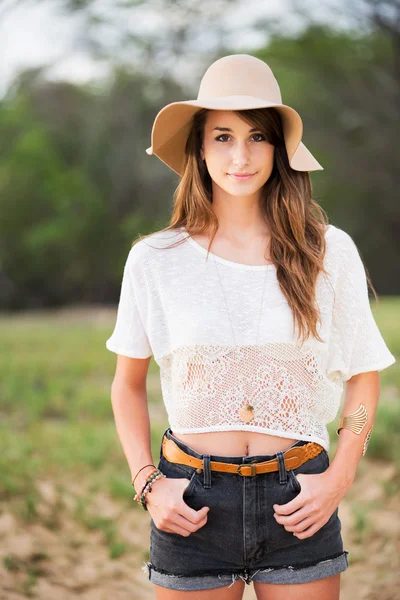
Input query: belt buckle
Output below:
<box><xmin>236</xmin><ymin>463</ymin><xmax>257</xmax><ymax>476</ymax></box>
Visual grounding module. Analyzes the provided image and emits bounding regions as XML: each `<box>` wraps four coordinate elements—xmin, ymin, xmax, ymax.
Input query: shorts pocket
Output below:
<box><xmin>158</xmin><ymin>455</ymin><xmax>198</xmax><ymax>498</ymax></box>
<box><xmin>288</xmin><ymin>446</ymin><xmax>328</xmax><ymax>493</ymax></box>
<box><xmin>288</xmin><ymin>469</ymin><xmax>302</xmax><ymax>494</ymax></box>
<box><xmin>182</xmin><ymin>469</ymin><xmax>197</xmax><ymax>497</ymax></box>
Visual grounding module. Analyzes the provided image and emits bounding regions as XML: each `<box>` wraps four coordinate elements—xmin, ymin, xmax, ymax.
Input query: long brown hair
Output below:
<box><xmin>135</xmin><ymin>107</ymin><xmax>378</xmax><ymax>346</ymax></box>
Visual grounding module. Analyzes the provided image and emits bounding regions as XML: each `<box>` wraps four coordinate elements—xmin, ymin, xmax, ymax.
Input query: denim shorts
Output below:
<box><xmin>143</xmin><ymin>427</ymin><xmax>349</xmax><ymax>591</ymax></box>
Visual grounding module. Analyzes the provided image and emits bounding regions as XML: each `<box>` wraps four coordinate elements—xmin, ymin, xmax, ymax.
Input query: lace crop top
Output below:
<box><xmin>105</xmin><ymin>225</ymin><xmax>396</xmax><ymax>451</ymax></box>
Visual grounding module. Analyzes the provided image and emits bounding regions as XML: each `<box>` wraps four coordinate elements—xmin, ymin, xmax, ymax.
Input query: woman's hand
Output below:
<box><xmin>273</xmin><ymin>471</ymin><xmax>346</xmax><ymax>539</ymax></box>
<box><xmin>144</xmin><ymin>476</ymin><xmax>210</xmax><ymax>536</ymax></box>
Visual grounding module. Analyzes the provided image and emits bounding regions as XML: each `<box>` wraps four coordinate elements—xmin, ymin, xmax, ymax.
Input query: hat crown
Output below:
<box><xmin>197</xmin><ymin>54</ymin><xmax>282</xmax><ymax>103</ymax></box>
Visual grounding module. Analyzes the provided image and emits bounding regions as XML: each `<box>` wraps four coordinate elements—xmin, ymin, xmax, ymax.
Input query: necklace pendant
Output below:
<box><xmin>239</xmin><ymin>404</ymin><xmax>255</xmax><ymax>423</ymax></box>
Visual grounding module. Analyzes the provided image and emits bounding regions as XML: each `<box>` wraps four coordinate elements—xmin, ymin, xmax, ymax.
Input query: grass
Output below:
<box><xmin>0</xmin><ymin>301</ymin><xmax>399</xmax><ymax>507</ymax></box>
<box><xmin>0</xmin><ymin>309</ymin><xmax>168</xmax><ymax>509</ymax></box>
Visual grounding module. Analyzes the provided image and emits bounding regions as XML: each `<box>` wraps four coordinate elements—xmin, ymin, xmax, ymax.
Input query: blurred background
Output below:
<box><xmin>0</xmin><ymin>0</ymin><xmax>399</xmax><ymax>598</ymax></box>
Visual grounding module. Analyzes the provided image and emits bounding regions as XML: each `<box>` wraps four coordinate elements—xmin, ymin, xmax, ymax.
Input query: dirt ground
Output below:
<box><xmin>1</xmin><ymin>460</ymin><xmax>399</xmax><ymax>600</ymax></box>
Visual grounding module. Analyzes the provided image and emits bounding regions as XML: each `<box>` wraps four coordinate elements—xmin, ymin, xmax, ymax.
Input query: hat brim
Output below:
<box><xmin>145</xmin><ymin>96</ymin><xmax>323</xmax><ymax>175</ymax></box>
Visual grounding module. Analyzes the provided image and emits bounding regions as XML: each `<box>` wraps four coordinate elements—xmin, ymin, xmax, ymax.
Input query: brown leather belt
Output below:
<box><xmin>162</xmin><ymin>436</ymin><xmax>324</xmax><ymax>476</ymax></box>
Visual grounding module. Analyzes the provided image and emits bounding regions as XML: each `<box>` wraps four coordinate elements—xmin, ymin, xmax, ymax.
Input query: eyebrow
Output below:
<box><xmin>212</xmin><ymin>127</ymin><xmax>259</xmax><ymax>133</ymax></box>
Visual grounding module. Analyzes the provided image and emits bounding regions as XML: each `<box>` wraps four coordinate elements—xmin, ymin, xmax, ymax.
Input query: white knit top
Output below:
<box><xmin>106</xmin><ymin>225</ymin><xmax>395</xmax><ymax>451</ymax></box>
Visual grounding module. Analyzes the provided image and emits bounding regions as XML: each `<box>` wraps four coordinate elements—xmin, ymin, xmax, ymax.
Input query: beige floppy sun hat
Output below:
<box><xmin>145</xmin><ymin>54</ymin><xmax>323</xmax><ymax>176</ymax></box>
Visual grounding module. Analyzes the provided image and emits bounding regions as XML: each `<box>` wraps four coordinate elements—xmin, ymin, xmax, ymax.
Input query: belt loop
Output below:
<box><xmin>203</xmin><ymin>455</ymin><xmax>212</xmax><ymax>488</ymax></box>
<box><xmin>276</xmin><ymin>451</ymin><xmax>288</xmax><ymax>484</ymax></box>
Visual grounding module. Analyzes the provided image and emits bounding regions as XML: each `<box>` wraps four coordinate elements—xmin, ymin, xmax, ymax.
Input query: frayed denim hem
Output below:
<box><xmin>142</xmin><ymin>562</ymin><xmax>243</xmax><ymax>590</ymax></box>
<box><xmin>142</xmin><ymin>550</ymin><xmax>349</xmax><ymax>591</ymax></box>
<box><xmin>250</xmin><ymin>550</ymin><xmax>349</xmax><ymax>584</ymax></box>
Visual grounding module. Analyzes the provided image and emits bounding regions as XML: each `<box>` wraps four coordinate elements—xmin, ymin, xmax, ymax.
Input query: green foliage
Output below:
<box><xmin>74</xmin><ymin>503</ymin><xmax>128</xmax><ymax>558</ymax></box>
<box><xmin>0</xmin><ymin>24</ymin><xmax>398</xmax><ymax>307</ymax></box>
<box><xmin>351</xmin><ymin>504</ymin><xmax>372</xmax><ymax>544</ymax></box>
<box><xmin>0</xmin><ymin>71</ymin><xmax>173</xmax><ymax>308</ymax></box>
<box><xmin>367</xmin><ymin>403</ymin><xmax>400</xmax><ymax>467</ymax></box>
<box><xmin>256</xmin><ymin>25</ymin><xmax>399</xmax><ymax>293</ymax></box>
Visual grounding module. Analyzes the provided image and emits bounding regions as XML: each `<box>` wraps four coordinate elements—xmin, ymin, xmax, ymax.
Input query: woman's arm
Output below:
<box><xmin>111</xmin><ymin>355</ymin><xmax>211</xmax><ymax>535</ymax></box>
<box><xmin>273</xmin><ymin>370</ymin><xmax>381</xmax><ymax>538</ymax></box>
<box><xmin>110</xmin><ymin>354</ymin><xmax>156</xmax><ymax>495</ymax></box>
<box><xmin>325</xmin><ymin>370</ymin><xmax>380</xmax><ymax>495</ymax></box>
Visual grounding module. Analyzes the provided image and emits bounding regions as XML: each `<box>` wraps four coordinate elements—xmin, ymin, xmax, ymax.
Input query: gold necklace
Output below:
<box><xmin>212</xmin><ymin>254</ymin><xmax>270</xmax><ymax>424</ymax></box>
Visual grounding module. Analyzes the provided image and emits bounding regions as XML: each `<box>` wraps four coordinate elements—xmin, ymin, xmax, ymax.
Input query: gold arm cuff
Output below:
<box><xmin>336</xmin><ymin>403</ymin><xmax>368</xmax><ymax>436</ymax></box>
<box><xmin>362</xmin><ymin>426</ymin><xmax>373</xmax><ymax>456</ymax></box>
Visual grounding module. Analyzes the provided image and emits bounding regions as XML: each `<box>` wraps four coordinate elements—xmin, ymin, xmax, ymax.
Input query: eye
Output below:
<box><xmin>215</xmin><ymin>133</ymin><xmax>266</xmax><ymax>142</ymax></box>
<box><xmin>215</xmin><ymin>134</ymin><xmax>230</xmax><ymax>142</ymax></box>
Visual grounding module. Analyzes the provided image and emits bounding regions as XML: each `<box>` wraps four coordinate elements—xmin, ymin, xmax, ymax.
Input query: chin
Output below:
<box><xmin>227</xmin><ymin>186</ymin><xmax>260</xmax><ymax>197</ymax></box>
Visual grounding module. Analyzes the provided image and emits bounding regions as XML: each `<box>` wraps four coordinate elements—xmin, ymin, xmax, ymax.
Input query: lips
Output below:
<box><xmin>229</xmin><ymin>173</ymin><xmax>255</xmax><ymax>180</ymax></box>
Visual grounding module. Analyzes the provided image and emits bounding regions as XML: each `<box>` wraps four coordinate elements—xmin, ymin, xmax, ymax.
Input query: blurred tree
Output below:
<box><xmin>254</xmin><ymin>2</ymin><xmax>400</xmax><ymax>291</ymax></box>
<box><xmin>2</xmin><ymin>0</ymin><xmax>241</xmax><ymax>86</ymax></box>
<box><xmin>0</xmin><ymin>0</ymin><xmax>398</xmax><ymax>307</ymax></box>
<box><xmin>0</xmin><ymin>64</ymin><xmax>188</xmax><ymax>307</ymax></box>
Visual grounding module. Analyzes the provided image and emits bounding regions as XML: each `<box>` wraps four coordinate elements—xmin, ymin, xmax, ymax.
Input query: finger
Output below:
<box><xmin>293</xmin><ymin>521</ymin><xmax>322</xmax><ymax>539</ymax></box>
<box><xmin>179</xmin><ymin>503</ymin><xmax>210</xmax><ymax>524</ymax></box>
<box><xmin>159</xmin><ymin>510</ymin><xmax>206</xmax><ymax>536</ymax></box>
<box><xmin>296</xmin><ymin>514</ymin><xmax>329</xmax><ymax>537</ymax></box>
<box><xmin>284</xmin><ymin>516</ymin><xmax>314</xmax><ymax>532</ymax></box>
<box><xmin>275</xmin><ymin>509</ymin><xmax>308</xmax><ymax>526</ymax></box>
<box><xmin>157</xmin><ymin>503</ymin><xmax>209</xmax><ymax>535</ymax></box>
<box><xmin>167</xmin><ymin>505</ymin><xmax>209</xmax><ymax>535</ymax></box>
<box><xmin>273</xmin><ymin>496</ymin><xmax>303</xmax><ymax>515</ymax></box>
<box><xmin>174</xmin><ymin>511</ymin><xmax>209</xmax><ymax>534</ymax></box>
<box><xmin>163</xmin><ymin>522</ymin><xmax>194</xmax><ymax>536</ymax></box>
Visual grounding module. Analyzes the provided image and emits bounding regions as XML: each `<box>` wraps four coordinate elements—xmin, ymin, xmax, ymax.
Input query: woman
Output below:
<box><xmin>106</xmin><ymin>55</ymin><xmax>395</xmax><ymax>599</ymax></box>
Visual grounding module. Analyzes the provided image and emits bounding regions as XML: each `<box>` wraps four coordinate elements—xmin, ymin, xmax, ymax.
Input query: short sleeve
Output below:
<box><xmin>326</xmin><ymin>231</ymin><xmax>395</xmax><ymax>382</ymax></box>
<box><xmin>106</xmin><ymin>250</ymin><xmax>153</xmax><ymax>359</ymax></box>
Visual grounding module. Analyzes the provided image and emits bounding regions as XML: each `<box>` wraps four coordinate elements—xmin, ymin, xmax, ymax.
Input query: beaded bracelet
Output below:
<box><xmin>138</xmin><ymin>471</ymin><xmax>165</xmax><ymax>510</ymax></box>
<box><xmin>133</xmin><ymin>469</ymin><xmax>166</xmax><ymax>511</ymax></box>
<box><xmin>135</xmin><ymin>470</ymin><xmax>165</xmax><ymax>511</ymax></box>
<box><xmin>133</xmin><ymin>467</ymin><xmax>158</xmax><ymax>504</ymax></box>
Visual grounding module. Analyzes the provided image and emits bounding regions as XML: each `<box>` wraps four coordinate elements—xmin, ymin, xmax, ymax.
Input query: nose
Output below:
<box><xmin>232</xmin><ymin>141</ymin><xmax>250</xmax><ymax>167</ymax></box>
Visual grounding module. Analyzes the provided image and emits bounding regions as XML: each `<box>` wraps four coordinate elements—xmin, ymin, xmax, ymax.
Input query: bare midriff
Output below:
<box><xmin>170</xmin><ymin>430</ymin><xmax>300</xmax><ymax>457</ymax></box>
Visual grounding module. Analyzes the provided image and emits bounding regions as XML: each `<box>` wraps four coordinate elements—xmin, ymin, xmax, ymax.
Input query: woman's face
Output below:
<box><xmin>200</xmin><ymin>110</ymin><xmax>275</xmax><ymax>198</ymax></box>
